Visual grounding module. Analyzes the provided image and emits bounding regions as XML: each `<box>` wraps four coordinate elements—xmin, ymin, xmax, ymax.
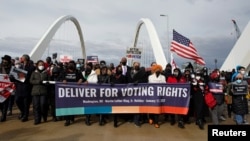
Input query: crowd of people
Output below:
<box><xmin>0</xmin><ymin>54</ymin><xmax>249</xmax><ymax>130</ymax></box>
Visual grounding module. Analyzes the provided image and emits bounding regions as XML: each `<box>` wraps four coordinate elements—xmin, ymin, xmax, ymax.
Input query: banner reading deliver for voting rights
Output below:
<box><xmin>55</xmin><ymin>82</ymin><xmax>190</xmax><ymax>116</ymax></box>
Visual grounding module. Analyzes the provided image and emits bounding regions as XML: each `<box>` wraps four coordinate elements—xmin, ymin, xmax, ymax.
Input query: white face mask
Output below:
<box><xmin>15</xmin><ymin>64</ymin><xmax>20</xmax><ymax>68</ymax></box>
<box><xmin>240</xmin><ymin>70</ymin><xmax>245</xmax><ymax>75</ymax></box>
<box><xmin>38</xmin><ymin>66</ymin><xmax>44</xmax><ymax>70</ymax></box>
<box><xmin>195</xmin><ymin>76</ymin><xmax>201</xmax><ymax>80</ymax></box>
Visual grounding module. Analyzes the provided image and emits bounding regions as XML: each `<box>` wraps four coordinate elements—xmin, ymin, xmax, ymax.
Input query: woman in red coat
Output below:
<box><xmin>166</xmin><ymin>68</ymin><xmax>187</xmax><ymax>128</ymax></box>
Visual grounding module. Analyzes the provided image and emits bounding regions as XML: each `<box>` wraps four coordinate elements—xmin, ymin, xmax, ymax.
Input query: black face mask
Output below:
<box><xmin>156</xmin><ymin>71</ymin><xmax>161</xmax><ymax>77</ymax></box>
<box><xmin>165</xmin><ymin>69</ymin><xmax>171</xmax><ymax>74</ymax></box>
<box><xmin>121</xmin><ymin>62</ymin><xmax>126</xmax><ymax>66</ymax></box>
<box><xmin>85</xmin><ymin>68</ymin><xmax>92</xmax><ymax>75</ymax></box>
<box><xmin>134</xmin><ymin>66</ymin><xmax>140</xmax><ymax>71</ymax></box>
<box><xmin>68</xmin><ymin>65</ymin><xmax>75</xmax><ymax>70</ymax></box>
<box><xmin>116</xmin><ymin>70</ymin><xmax>122</xmax><ymax>75</ymax></box>
<box><xmin>52</xmin><ymin>73</ymin><xmax>59</xmax><ymax>79</ymax></box>
<box><xmin>214</xmin><ymin>77</ymin><xmax>220</xmax><ymax>82</ymax></box>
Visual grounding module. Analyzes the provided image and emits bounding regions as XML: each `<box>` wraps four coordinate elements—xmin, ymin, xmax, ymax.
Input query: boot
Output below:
<box><xmin>114</xmin><ymin>120</ymin><xmax>118</xmax><ymax>128</ymax></box>
<box><xmin>178</xmin><ymin>121</ymin><xmax>185</xmax><ymax>129</ymax></box>
<box><xmin>52</xmin><ymin>116</ymin><xmax>58</xmax><ymax>122</ymax></box>
<box><xmin>196</xmin><ymin>120</ymin><xmax>204</xmax><ymax>130</ymax></box>
<box><xmin>1</xmin><ymin>111</ymin><xmax>7</xmax><ymax>122</ymax></box>
<box><xmin>43</xmin><ymin>116</ymin><xmax>47</xmax><ymax>122</ymax></box>
<box><xmin>114</xmin><ymin>115</ymin><xmax>118</xmax><ymax>128</ymax></box>
<box><xmin>99</xmin><ymin>115</ymin><xmax>104</xmax><ymax>126</ymax></box>
<box><xmin>64</xmin><ymin>120</ymin><xmax>70</xmax><ymax>126</ymax></box>
<box><xmin>0</xmin><ymin>116</ymin><xmax>6</xmax><ymax>122</ymax></box>
<box><xmin>170</xmin><ymin>119</ymin><xmax>176</xmax><ymax>125</ymax></box>
<box><xmin>21</xmin><ymin>116</ymin><xmax>28</xmax><ymax>122</ymax></box>
<box><xmin>85</xmin><ymin>115</ymin><xmax>91</xmax><ymax>126</ymax></box>
<box><xmin>70</xmin><ymin>116</ymin><xmax>75</xmax><ymax>123</ymax></box>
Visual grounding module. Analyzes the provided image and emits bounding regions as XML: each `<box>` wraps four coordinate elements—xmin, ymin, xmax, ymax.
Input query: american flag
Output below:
<box><xmin>170</xmin><ymin>30</ymin><xmax>205</xmax><ymax>65</ymax></box>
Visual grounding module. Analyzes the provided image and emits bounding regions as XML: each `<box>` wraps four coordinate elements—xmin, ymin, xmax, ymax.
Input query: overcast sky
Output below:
<box><xmin>0</xmin><ymin>0</ymin><xmax>249</xmax><ymax>69</ymax></box>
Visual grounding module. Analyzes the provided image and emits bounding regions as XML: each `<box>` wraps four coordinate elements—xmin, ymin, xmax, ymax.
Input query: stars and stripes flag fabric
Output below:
<box><xmin>0</xmin><ymin>74</ymin><xmax>15</xmax><ymax>103</ymax></box>
<box><xmin>170</xmin><ymin>30</ymin><xmax>205</xmax><ymax>65</ymax></box>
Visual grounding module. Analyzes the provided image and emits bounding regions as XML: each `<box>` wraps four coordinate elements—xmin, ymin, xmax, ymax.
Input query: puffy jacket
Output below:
<box><xmin>30</xmin><ymin>69</ymin><xmax>49</xmax><ymax>96</ymax></box>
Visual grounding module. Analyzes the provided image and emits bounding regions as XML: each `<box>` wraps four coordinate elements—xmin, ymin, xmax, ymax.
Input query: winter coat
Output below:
<box><xmin>208</xmin><ymin>82</ymin><xmax>224</xmax><ymax>105</ymax></box>
<box><xmin>230</xmin><ymin>81</ymin><xmax>249</xmax><ymax>115</ymax></box>
<box><xmin>30</xmin><ymin>69</ymin><xmax>49</xmax><ymax>96</ymax></box>
<box><xmin>15</xmin><ymin>62</ymin><xmax>35</xmax><ymax>97</ymax></box>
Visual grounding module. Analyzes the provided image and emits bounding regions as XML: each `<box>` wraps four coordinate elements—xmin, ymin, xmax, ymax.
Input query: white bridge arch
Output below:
<box><xmin>29</xmin><ymin>16</ymin><xmax>167</xmax><ymax>67</ymax></box>
<box><xmin>133</xmin><ymin>18</ymin><xmax>167</xmax><ymax>67</ymax></box>
<box><xmin>29</xmin><ymin>15</ymin><xmax>86</xmax><ymax>62</ymax></box>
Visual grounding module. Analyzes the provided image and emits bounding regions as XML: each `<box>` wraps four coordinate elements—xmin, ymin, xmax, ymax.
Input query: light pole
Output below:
<box><xmin>214</xmin><ymin>59</ymin><xmax>217</xmax><ymax>69</ymax></box>
<box><xmin>160</xmin><ymin>14</ymin><xmax>169</xmax><ymax>62</ymax></box>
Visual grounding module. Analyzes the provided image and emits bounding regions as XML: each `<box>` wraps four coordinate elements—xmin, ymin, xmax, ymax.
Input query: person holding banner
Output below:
<box><xmin>82</xmin><ymin>62</ymin><xmax>98</xmax><ymax>126</ymax></box>
<box><xmin>120</xmin><ymin>57</ymin><xmax>131</xmax><ymax>83</ymax></box>
<box><xmin>62</xmin><ymin>60</ymin><xmax>84</xmax><ymax>126</ymax></box>
<box><xmin>230</xmin><ymin>72</ymin><xmax>249</xmax><ymax>125</ymax></box>
<box><xmin>48</xmin><ymin>65</ymin><xmax>63</xmax><ymax>121</ymax></box>
<box><xmin>0</xmin><ymin>55</ymin><xmax>12</xmax><ymax>122</ymax></box>
<box><xmin>127</xmin><ymin>61</ymin><xmax>147</xmax><ymax>127</ymax></box>
<box><xmin>148</xmin><ymin>64</ymin><xmax>166</xmax><ymax>128</ymax></box>
<box><xmin>207</xmin><ymin>69</ymin><xmax>225</xmax><ymax>125</ymax></box>
<box><xmin>97</xmin><ymin>64</ymin><xmax>110</xmax><ymax>126</ymax></box>
<box><xmin>166</xmin><ymin>68</ymin><xmax>187</xmax><ymax>129</ymax></box>
<box><xmin>110</xmin><ymin>64</ymin><xmax>127</xmax><ymax>128</ymax></box>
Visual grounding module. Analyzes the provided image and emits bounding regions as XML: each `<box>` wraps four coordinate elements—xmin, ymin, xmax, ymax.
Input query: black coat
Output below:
<box><xmin>230</xmin><ymin>81</ymin><xmax>249</xmax><ymax>115</ymax></box>
<box><xmin>15</xmin><ymin>62</ymin><xmax>36</xmax><ymax>97</ymax></box>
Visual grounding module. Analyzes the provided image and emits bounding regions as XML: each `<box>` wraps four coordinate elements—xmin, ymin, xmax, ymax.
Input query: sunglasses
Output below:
<box><xmin>236</xmin><ymin>78</ymin><xmax>242</xmax><ymax>80</ymax></box>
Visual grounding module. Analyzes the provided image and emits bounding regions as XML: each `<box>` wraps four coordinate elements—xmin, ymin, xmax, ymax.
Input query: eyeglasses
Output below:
<box><xmin>236</xmin><ymin>78</ymin><xmax>242</xmax><ymax>80</ymax></box>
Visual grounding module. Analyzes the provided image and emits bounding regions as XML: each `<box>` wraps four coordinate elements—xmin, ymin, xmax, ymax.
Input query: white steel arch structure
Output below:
<box><xmin>29</xmin><ymin>15</ymin><xmax>86</xmax><ymax>62</ymax></box>
<box><xmin>133</xmin><ymin>18</ymin><xmax>167</xmax><ymax>68</ymax></box>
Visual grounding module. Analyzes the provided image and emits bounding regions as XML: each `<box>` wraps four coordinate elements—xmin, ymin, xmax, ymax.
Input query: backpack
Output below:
<box><xmin>204</xmin><ymin>92</ymin><xmax>216</xmax><ymax>108</ymax></box>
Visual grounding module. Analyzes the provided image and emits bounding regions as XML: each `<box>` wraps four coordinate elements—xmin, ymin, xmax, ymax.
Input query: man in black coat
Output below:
<box><xmin>127</xmin><ymin>61</ymin><xmax>147</xmax><ymax>127</ymax></box>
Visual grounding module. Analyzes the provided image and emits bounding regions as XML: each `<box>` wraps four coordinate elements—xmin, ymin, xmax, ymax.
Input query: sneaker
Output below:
<box><xmin>219</xmin><ymin>116</ymin><xmax>226</xmax><ymax>121</ymax></box>
<box><xmin>64</xmin><ymin>120</ymin><xmax>70</xmax><ymax>126</ymax></box>
<box><xmin>178</xmin><ymin>121</ymin><xmax>185</xmax><ymax>129</ymax></box>
<box><xmin>243</xmin><ymin>120</ymin><xmax>249</xmax><ymax>124</ymax></box>
<box><xmin>21</xmin><ymin>117</ymin><xmax>28</xmax><ymax>122</ymax></box>
<box><xmin>170</xmin><ymin>120</ymin><xmax>176</xmax><ymax>126</ymax></box>
<box><xmin>7</xmin><ymin>111</ymin><xmax>12</xmax><ymax>116</ymax></box>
